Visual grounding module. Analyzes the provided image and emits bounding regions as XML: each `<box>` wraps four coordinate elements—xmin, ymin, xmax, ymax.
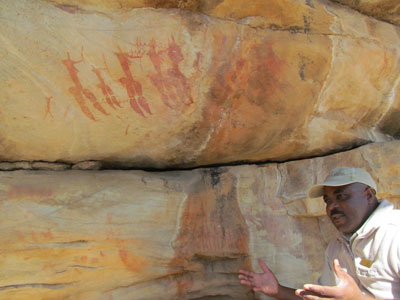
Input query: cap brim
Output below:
<box><xmin>307</xmin><ymin>185</ymin><xmax>325</xmax><ymax>198</ymax></box>
<box><xmin>307</xmin><ymin>179</ymin><xmax>357</xmax><ymax>198</ymax></box>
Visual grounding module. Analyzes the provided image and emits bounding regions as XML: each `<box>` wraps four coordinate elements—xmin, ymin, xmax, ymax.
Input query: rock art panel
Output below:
<box><xmin>0</xmin><ymin>0</ymin><xmax>400</xmax><ymax>168</ymax></box>
<box><xmin>0</xmin><ymin>141</ymin><xmax>399</xmax><ymax>299</ymax></box>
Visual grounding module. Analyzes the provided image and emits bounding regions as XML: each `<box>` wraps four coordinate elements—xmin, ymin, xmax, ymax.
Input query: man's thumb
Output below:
<box><xmin>258</xmin><ymin>259</ymin><xmax>270</xmax><ymax>273</ymax></box>
<box><xmin>333</xmin><ymin>259</ymin><xmax>347</xmax><ymax>279</ymax></box>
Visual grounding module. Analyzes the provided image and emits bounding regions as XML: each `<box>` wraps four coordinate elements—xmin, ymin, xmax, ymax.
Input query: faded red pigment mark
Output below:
<box><xmin>193</xmin><ymin>52</ymin><xmax>203</xmax><ymax>72</ymax></box>
<box><xmin>31</xmin><ymin>231</ymin><xmax>38</xmax><ymax>243</ymax></box>
<box><xmin>91</xmin><ymin>257</ymin><xmax>99</xmax><ymax>264</ymax></box>
<box><xmin>147</xmin><ymin>36</ymin><xmax>194</xmax><ymax>109</ymax></box>
<box><xmin>168</xmin><ymin>170</ymin><xmax>251</xmax><ymax>297</ymax></box>
<box><xmin>55</xmin><ymin>4</ymin><xmax>83</xmax><ymax>14</ymax></box>
<box><xmin>115</xmin><ymin>46</ymin><xmax>152</xmax><ymax>117</ymax></box>
<box><xmin>62</xmin><ymin>52</ymin><xmax>108</xmax><ymax>121</ymax></box>
<box><xmin>92</xmin><ymin>67</ymin><xmax>121</xmax><ymax>110</ymax></box>
<box><xmin>7</xmin><ymin>185</ymin><xmax>53</xmax><ymax>199</ymax></box>
<box><xmin>125</xmin><ymin>124</ymin><xmax>130</xmax><ymax>135</ymax></box>
<box><xmin>248</xmin><ymin>41</ymin><xmax>285</xmax><ymax>101</ymax></box>
<box><xmin>117</xmin><ymin>243</ymin><xmax>147</xmax><ymax>273</ymax></box>
<box><xmin>42</xmin><ymin>263</ymin><xmax>57</xmax><ymax>270</ymax></box>
<box><xmin>41</xmin><ymin>229</ymin><xmax>54</xmax><ymax>240</ymax></box>
<box><xmin>214</xmin><ymin>40</ymin><xmax>285</xmax><ymax>111</ymax></box>
<box><xmin>14</xmin><ymin>230</ymin><xmax>25</xmax><ymax>241</ymax></box>
<box><xmin>166</xmin><ymin>36</ymin><xmax>194</xmax><ymax>106</ymax></box>
<box><xmin>44</xmin><ymin>96</ymin><xmax>54</xmax><ymax>119</ymax></box>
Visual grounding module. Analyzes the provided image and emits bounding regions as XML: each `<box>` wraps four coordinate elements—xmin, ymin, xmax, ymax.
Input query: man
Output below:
<box><xmin>239</xmin><ymin>167</ymin><xmax>400</xmax><ymax>299</ymax></box>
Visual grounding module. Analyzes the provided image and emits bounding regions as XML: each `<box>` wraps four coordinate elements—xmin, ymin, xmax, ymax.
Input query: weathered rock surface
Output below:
<box><xmin>0</xmin><ymin>0</ymin><xmax>400</xmax><ymax>168</ymax></box>
<box><xmin>329</xmin><ymin>0</ymin><xmax>400</xmax><ymax>26</ymax></box>
<box><xmin>0</xmin><ymin>140</ymin><xmax>398</xmax><ymax>300</ymax></box>
<box><xmin>40</xmin><ymin>0</ymin><xmax>400</xmax><ymax>27</ymax></box>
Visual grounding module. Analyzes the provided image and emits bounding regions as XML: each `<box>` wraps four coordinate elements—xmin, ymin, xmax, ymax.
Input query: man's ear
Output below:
<box><xmin>365</xmin><ymin>187</ymin><xmax>376</xmax><ymax>204</ymax></box>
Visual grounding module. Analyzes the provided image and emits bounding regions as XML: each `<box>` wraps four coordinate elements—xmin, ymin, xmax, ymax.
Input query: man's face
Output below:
<box><xmin>323</xmin><ymin>183</ymin><xmax>375</xmax><ymax>234</ymax></box>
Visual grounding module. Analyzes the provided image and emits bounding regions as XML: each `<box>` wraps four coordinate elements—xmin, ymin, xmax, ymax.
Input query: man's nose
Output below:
<box><xmin>326</xmin><ymin>200</ymin><xmax>339</xmax><ymax>212</ymax></box>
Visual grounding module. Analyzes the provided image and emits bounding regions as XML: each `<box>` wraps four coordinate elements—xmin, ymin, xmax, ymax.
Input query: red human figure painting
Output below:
<box><xmin>44</xmin><ymin>96</ymin><xmax>54</xmax><ymax>119</ymax></box>
<box><xmin>115</xmin><ymin>46</ymin><xmax>152</xmax><ymax>117</ymax></box>
<box><xmin>62</xmin><ymin>52</ymin><xmax>108</xmax><ymax>121</ymax></box>
<box><xmin>166</xmin><ymin>36</ymin><xmax>194</xmax><ymax>106</ymax></box>
<box><xmin>147</xmin><ymin>36</ymin><xmax>194</xmax><ymax>109</ymax></box>
<box><xmin>92</xmin><ymin>67</ymin><xmax>121</xmax><ymax>110</ymax></box>
<box><xmin>147</xmin><ymin>39</ymin><xmax>173</xmax><ymax>108</ymax></box>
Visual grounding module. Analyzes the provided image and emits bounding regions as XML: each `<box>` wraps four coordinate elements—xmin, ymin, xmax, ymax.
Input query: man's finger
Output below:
<box><xmin>239</xmin><ymin>279</ymin><xmax>253</xmax><ymax>287</ymax></box>
<box><xmin>299</xmin><ymin>295</ymin><xmax>333</xmax><ymax>300</ymax></box>
<box><xmin>332</xmin><ymin>259</ymin><xmax>347</xmax><ymax>279</ymax></box>
<box><xmin>295</xmin><ymin>288</ymin><xmax>322</xmax><ymax>298</ymax></box>
<box><xmin>302</xmin><ymin>284</ymin><xmax>337</xmax><ymax>297</ymax></box>
<box><xmin>258</xmin><ymin>259</ymin><xmax>271</xmax><ymax>273</ymax></box>
<box><xmin>239</xmin><ymin>269</ymin><xmax>254</xmax><ymax>276</ymax></box>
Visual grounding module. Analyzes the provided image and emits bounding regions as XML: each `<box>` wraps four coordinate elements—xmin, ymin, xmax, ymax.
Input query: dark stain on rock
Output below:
<box><xmin>305</xmin><ymin>0</ymin><xmax>314</xmax><ymax>9</ymax></box>
<box><xmin>55</xmin><ymin>4</ymin><xmax>84</xmax><ymax>14</ymax></box>
<box><xmin>210</xmin><ymin>167</ymin><xmax>223</xmax><ymax>187</ymax></box>
<box><xmin>168</xmin><ymin>170</ymin><xmax>253</xmax><ymax>298</ymax></box>
<box><xmin>299</xmin><ymin>63</ymin><xmax>306</xmax><ymax>81</ymax></box>
<box><xmin>145</xmin><ymin>0</ymin><xmax>198</xmax><ymax>10</ymax></box>
<box><xmin>303</xmin><ymin>16</ymin><xmax>311</xmax><ymax>33</ymax></box>
<box><xmin>379</xmin><ymin>110</ymin><xmax>400</xmax><ymax>138</ymax></box>
<box><xmin>145</xmin><ymin>0</ymin><xmax>224</xmax><ymax>12</ymax></box>
<box><xmin>298</xmin><ymin>55</ymin><xmax>312</xmax><ymax>81</ymax></box>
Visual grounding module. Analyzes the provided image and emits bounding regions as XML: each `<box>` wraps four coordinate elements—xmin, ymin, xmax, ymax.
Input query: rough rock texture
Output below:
<box><xmin>1</xmin><ymin>0</ymin><xmax>400</xmax><ymax>168</ymax></box>
<box><xmin>41</xmin><ymin>0</ymin><xmax>400</xmax><ymax>27</ymax></box>
<box><xmin>330</xmin><ymin>0</ymin><xmax>400</xmax><ymax>26</ymax></box>
<box><xmin>0</xmin><ymin>141</ymin><xmax>398</xmax><ymax>300</ymax></box>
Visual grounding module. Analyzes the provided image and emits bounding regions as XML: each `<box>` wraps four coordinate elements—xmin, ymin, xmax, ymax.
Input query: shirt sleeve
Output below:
<box><xmin>387</xmin><ymin>224</ymin><xmax>400</xmax><ymax>278</ymax></box>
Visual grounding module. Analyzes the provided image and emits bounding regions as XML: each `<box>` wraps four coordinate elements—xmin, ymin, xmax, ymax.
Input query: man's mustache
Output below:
<box><xmin>330</xmin><ymin>208</ymin><xmax>344</xmax><ymax>216</ymax></box>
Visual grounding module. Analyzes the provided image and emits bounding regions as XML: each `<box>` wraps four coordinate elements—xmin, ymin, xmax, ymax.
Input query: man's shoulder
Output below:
<box><xmin>367</xmin><ymin>199</ymin><xmax>400</xmax><ymax>229</ymax></box>
<box><xmin>325</xmin><ymin>233</ymin><xmax>345</xmax><ymax>254</ymax></box>
<box><xmin>379</xmin><ymin>200</ymin><xmax>400</xmax><ymax>226</ymax></box>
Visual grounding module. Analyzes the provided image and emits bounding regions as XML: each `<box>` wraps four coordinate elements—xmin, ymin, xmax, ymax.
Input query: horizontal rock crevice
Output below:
<box><xmin>0</xmin><ymin>139</ymin><xmax>390</xmax><ymax>171</ymax></box>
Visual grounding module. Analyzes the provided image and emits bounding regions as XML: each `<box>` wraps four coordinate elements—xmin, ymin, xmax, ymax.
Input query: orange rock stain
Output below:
<box><xmin>7</xmin><ymin>186</ymin><xmax>53</xmax><ymax>199</ymax></box>
<box><xmin>118</xmin><ymin>249</ymin><xmax>147</xmax><ymax>273</ymax></box>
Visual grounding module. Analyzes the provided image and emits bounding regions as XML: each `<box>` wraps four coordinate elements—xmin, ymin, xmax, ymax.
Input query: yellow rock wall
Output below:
<box><xmin>0</xmin><ymin>141</ymin><xmax>399</xmax><ymax>299</ymax></box>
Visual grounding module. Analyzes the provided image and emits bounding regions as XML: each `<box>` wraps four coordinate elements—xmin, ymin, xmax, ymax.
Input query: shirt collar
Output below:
<box><xmin>351</xmin><ymin>199</ymin><xmax>393</xmax><ymax>240</ymax></box>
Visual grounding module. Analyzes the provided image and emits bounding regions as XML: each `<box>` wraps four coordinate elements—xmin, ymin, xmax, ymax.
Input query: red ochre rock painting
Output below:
<box><xmin>168</xmin><ymin>169</ymin><xmax>252</xmax><ymax>297</ymax></box>
<box><xmin>61</xmin><ymin>36</ymin><xmax>196</xmax><ymax>121</ymax></box>
<box><xmin>44</xmin><ymin>96</ymin><xmax>54</xmax><ymax>119</ymax></box>
<box><xmin>117</xmin><ymin>240</ymin><xmax>148</xmax><ymax>273</ymax></box>
<box><xmin>147</xmin><ymin>36</ymin><xmax>194</xmax><ymax>109</ymax></box>
<box><xmin>62</xmin><ymin>52</ymin><xmax>109</xmax><ymax>121</ymax></box>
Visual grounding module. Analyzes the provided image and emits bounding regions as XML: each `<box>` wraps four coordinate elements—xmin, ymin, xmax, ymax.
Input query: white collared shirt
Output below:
<box><xmin>318</xmin><ymin>200</ymin><xmax>400</xmax><ymax>299</ymax></box>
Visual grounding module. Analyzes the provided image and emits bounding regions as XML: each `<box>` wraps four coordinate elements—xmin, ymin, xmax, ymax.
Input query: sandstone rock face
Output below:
<box><xmin>1</xmin><ymin>0</ymin><xmax>400</xmax><ymax>168</ymax></box>
<box><xmin>40</xmin><ymin>0</ymin><xmax>400</xmax><ymax>27</ymax></box>
<box><xmin>329</xmin><ymin>0</ymin><xmax>400</xmax><ymax>26</ymax></box>
<box><xmin>0</xmin><ymin>141</ymin><xmax>398</xmax><ymax>300</ymax></box>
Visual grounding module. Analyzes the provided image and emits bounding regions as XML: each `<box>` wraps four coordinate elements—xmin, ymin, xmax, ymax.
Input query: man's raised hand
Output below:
<box><xmin>295</xmin><ymin>259</ymin><xmax>375</xmax><ymax>300</ymax></box>
<box><xmin>238</xmin><ymin>259</ymin><xmax>280</xmax><ymax>296</ymax></box>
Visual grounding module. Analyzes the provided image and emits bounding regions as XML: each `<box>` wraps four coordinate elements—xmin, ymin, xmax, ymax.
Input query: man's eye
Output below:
<box><xmin>336</xmin><ymin>194</ymin><xmax>347</xmax><ymax>201</ymax></box>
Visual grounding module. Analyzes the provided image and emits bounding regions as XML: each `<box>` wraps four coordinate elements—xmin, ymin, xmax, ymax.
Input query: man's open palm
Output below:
<box><xmin>295</xmin><ymin>259</ymin><xmax>374</xmax><ymax>300</ymax></box>
<box><xmin>238</xmin><ymin>259</ymin><xmax>280</xmax><ymax>296</ymax></box>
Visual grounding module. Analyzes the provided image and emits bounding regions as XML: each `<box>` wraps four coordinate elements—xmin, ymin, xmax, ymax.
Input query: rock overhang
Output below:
<box><xmin>0</xmin><ymin>0</ymin><xmax>399</xmax><ymax>169</ymax></box>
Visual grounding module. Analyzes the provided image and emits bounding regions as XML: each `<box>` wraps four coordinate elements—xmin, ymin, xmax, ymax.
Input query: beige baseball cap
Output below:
<box><xmin>307</xmin><ymin>167</ymin><xmax>377</xmax><ymax>198</ymax></box>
